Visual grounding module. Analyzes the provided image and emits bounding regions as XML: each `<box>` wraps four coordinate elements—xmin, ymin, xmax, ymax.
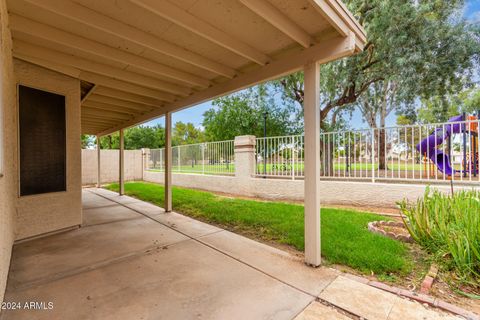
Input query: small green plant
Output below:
<box><xmin>399</xmin><ymin>187</ymin><xmax>480</xmax><ymax>287</ymax></box>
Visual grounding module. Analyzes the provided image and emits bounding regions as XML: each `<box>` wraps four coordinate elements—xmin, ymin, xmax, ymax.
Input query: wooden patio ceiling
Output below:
<box><xmin>7</xmin><ymin>0</ymin><xmax>366</xmax><ymax>136</ymax></box>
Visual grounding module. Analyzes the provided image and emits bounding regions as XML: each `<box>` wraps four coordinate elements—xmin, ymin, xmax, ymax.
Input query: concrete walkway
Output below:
<box><xmin>1</xmin><ymin>188</ymin><xmax>463</xmax><ymax>320</ymax></box>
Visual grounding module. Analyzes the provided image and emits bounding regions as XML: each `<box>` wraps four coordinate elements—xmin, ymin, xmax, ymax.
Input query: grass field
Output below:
<box><xmin>148</xmin><ymin>162</ymin><xmax>429</xmax><ymax>175</ymax></box>
<box><xmin>106</xmin><ymin>181</ymin><xmax>412</xmax><ymax>276</ymax></box>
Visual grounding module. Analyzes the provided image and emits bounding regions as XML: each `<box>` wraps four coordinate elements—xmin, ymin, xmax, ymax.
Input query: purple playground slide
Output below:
<box><xmin>416</xmin><ymin>115</ymin><xmax>464</xmax><ymax>175</ymax></box>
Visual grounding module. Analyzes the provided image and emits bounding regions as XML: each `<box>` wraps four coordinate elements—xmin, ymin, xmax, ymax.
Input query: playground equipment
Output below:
<box><xmin>416</xmin><ymin>113</ymin><xmax>479</xmax><ymax>178</ymax></box>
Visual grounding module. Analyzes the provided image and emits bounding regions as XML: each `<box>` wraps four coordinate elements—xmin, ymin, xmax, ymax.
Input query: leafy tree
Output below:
<box><xmin>98</xmin><ymin>124</ymin><xmax>165</xmax><ymax>150</ymax></box>
<box><xmin>203</xmin><ymin>85</ymin><xmax>294</xmax><ymax>141</ymax></box>
<box><xmin>81</xmin><ymin>135</ymin><xmax>94</xmax><ymax>149</ymax></box>
<box><xmin>172</xmin><ymin>122</ymin><xmax>204</xmax><ymax>146</ymax></box>
<box><xmin>171</xmin><ymin>122</ymin><xmax>205</xmax><ymax>167</ymax></box>
<box><xmin>99</xmin><ymin>132</ymin><xmax>119</xmax><ymax>149</ymax></box>
<box><xmin>125</xmin><ymin>124</ymin><xmax>165</xmax><ymax>149</ymax></box>
<box><xmin>417</xmin><ymin>87</ymin><xmax>480</xmax><ymax>124</ymax></box>
<box><xmin>278</xmin><ymin>0</ymin><xmax>479</xmax><ymax>129</ymax></box>
<box><xmin>417</xmin><ymin>96</ymin><xmax>462</xmax><ymax>123</ymax></box>
<box><xmin>357</xmin><ymin>81</ymin><xmax>402</xmax><ymax>168</ymax></box>
<box><xmin>396</xmin><ymin>115</ymin><xmax>420</xmax><ymax>163</ymax></box>
<box><xmin>463</xmin><ymin>88</ymin><xmax>480</xmax><ymax>113</ymax></box>
<box><xmin>276</xmin><ymin>0</ymin><xmax>479</xmax><ymax>173</ymax></box>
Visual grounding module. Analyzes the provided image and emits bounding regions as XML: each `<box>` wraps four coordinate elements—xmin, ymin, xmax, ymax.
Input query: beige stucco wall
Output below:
<box><xmin>14</xmin><ymin>59</ymin><xmax>82</xmax><ymax>240</ymax></box>
<box><xmin>82</xmin><ymin>149</ymin><xmax>143</xmax><ymax>185</ymax></box>
<box><xmin>0</xmin><ymin>0</ymin><xmax>17</xmax><ymax>304</ymax></box>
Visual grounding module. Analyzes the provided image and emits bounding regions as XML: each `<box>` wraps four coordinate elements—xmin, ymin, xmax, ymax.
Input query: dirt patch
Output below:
<box><xmin>381</xmin><ymin>225</ymin><xmax>410</xmax><ymax>238</ymax></box>
<box><xmin>368</xmin><ymin>221</ymin><xmax>413</xmax><ymax>243</ymax></box>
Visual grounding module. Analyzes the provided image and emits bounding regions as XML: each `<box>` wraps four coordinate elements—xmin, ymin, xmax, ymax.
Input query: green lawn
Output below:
<box><xmin>105</xmin><ymin>181</ymin><xmax>412</xmax><ymax>276</ymax></box>
<box><xmin>148</xmin><ymin>162</ymin><xmax>428</xmax><ymax>175</ymax></box>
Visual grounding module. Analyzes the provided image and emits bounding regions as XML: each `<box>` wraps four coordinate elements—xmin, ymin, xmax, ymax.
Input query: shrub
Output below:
<box><xmin>398</xmin><ymin>188</ymin><xmax>480</xmax><ymax>286</ymax></box>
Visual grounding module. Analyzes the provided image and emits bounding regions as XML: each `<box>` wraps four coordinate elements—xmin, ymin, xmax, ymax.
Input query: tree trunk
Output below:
<box><xmin>377</xmin><ymin>129</ymin><xmax>387</xmax><ymax>170</ymax></box>
<box><xmin>377</xmin><ymin>87</ymin><xmax>388</xmax><ymax>170</ymax></box>
<box><xmin>320</xmin><ymin>136</ymin><xmax>335</xmax><ymax>177</ymax></box>
<box><xmin>318</xmin><ymin>112</ymin><xmax>335</xmax><ymax>176</ymax></box>
<box><xmin>320</xmin><ymin>138</ymin><xmax>335</xmax><ymax>176</ymax></box>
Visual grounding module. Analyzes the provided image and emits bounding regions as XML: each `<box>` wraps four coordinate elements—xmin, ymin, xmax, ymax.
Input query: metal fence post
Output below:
<box><xmin>160</xmin><ymin>149</ymin><xmax>163</xmax><ymax>171</ymax></box>
<box><xmin>202</xmin><ymin>143</ymin><xmax>205</xmax><ymax>175</ymax></box>
<box><xmin>291</xmin><ymin>135</ymin><xmax>295</xmax><ymax>180</ymax></box>
<box><xmin>178</xmin><ymin>146</ymin><xmax>181</xmax><ymax>172</ymax></box>
<box><xmin>371</xmin><ymin>129</ymin><xmax>375</xmax><ymax>183</ymax></box>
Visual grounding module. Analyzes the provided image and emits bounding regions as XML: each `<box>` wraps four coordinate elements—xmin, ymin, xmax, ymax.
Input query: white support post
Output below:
<box><xmin>165</xmin><ymin>112</ymin><xmax>173</xmax><ymax>212</ymax></box>
<box><xmin>96</xmin><ymin>135</ymin><xmax>101</xmax><ymax>188</ymax></box>
<box><xmin>119</xmin><ymin>129</ymin><xmax>125</xmax><ymax>195</ymax></box>
<box><xmin>303</xmin><ymin>62</ymin><xmax>321</xmax><ymax>267</ymax></box>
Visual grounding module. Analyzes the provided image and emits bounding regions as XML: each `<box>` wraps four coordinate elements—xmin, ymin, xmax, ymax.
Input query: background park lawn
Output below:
<box><xmin>147</xmin><ymin>162</ymin><xmax>426</xmax><ymax>175</ymax></box>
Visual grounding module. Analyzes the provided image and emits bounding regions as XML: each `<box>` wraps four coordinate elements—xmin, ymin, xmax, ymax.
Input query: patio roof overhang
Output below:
<box><xmin>7</xmin><ymin>0</ymin><xmax>366</xmax><ymax>136</ymax></box>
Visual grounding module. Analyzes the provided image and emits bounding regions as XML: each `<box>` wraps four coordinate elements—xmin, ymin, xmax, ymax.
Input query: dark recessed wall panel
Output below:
<box><xmin>19</xmin><ymin>85</ymin><xmax>66</xmax><ymax>196</ymax></box>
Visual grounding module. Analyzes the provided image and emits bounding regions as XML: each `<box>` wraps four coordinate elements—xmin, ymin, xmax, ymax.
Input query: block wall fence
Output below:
<box><xmin>81</xmin><ymin>149</ymin><xmax>143</xmax><ymax>185</ymax></box>
<box><xmin>82</xmin><ymin>136</ymin><xmax>474</xmax><ymax>208</ymax></box>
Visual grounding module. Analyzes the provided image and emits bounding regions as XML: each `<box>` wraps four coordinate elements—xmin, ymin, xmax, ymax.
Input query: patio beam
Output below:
<box><xmin>94</xmin><ymin>87</ymin><xmax>166</xmax><ymax>107</ymax></box>
<box><xmin>14</xmin><ymin>53</ymin><xmax>81</xmax><ymax>78</ymax></box>
<box><xmin>119</xmin><ymin>129</ymin><xmax>125</xmax><ymax>195</ymax></box>
<box><xmin>303</xmin><ymin>61</ymin><xmax>321</xmax><ymax>267</ymax></box>
<box><xmin>164</xmin><ymin>112</ymin><xmax>172</xmax><ymax>212</ymax></box>
<box><xmin>10</xmin><ymin>14</ymin><xmax>211</xmax><ymax>88</ymax></box>
<box><xmin>308</xmin><ymin>0</ymin><xmax>366</xmax><ymax>50</ymax></box>
<box><xmin>98</xmin><ymin>33</ymin><xmax>355</xmax><ymax>136</ymax></box>
<box><xmin>81</xmin><ymin>84</ymin><xmax>97</xmax><ymax>103</ymax></box>
<box><xmin>238</xmin><ymin>0</ymin><xmax>314</xmax><ymax>48</ymax></box>
<box><xmin>13</xmin><ymin>53</ymin><xmax>177</xmax><ymax>103</ymax></box>
<box><xmin>82</xmin><ymin>125</ymin><xmax>103</xmax><ymax>131</ymax></box>
<box><xmin>131</xmin><ymin>0</ymin><xmax>270</xmax><ymax>65</ymax></box>
<box><xmin>21</xmin><ymin>0</ymin><xmax>236</xmax><ymax>78</ymax></box>
<box><xmin>97</xmin><ymin>136</ymin><xmax>101</xmax><ymax>188</ymax></box>
<box><xmin>83</xmin><ymin>115</ymin><xmax>128</xmax><ymax>123</ymax></box>
<box><xmin>82</xmin><ymin>117</ymin><xmax>120</xmax><ymax>125</ymax></box>
<box><xmin>13</xmin><ymin>40</ymin><xmax>191</xmax><ymax>96</ymax></box>
<box><xmin>83</xmin><ymin>129</ymin><xmax>101</xmax><ymax>135</ymax></box>
<box><xmin>80</xmin><ymin>73</ymin><xmax>176</xmax><ymax>102</ymax></box>
<box><xmin>82</xmin><ymin>100</ymin><xmax>147</xmax><ymax>115</ymax></box>
<box><xmin>82</xmin><ymin>107</ymin><xmax>133</xmax><ymax>120</ymax></box>
<box><xmin>82</xmin><ymin>123</ymin><xmax>106</xmax><ymax>128</ymax></box>
<box><xmin>87</xmin><ymin>95</ymin><xmax>158</xmax><ymax>111</ymax></box>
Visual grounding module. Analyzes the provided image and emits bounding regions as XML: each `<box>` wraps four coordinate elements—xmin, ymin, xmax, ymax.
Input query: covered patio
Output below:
<box><xmin>3</xmin><ymin>0</ymin><xmax>366</xmax><ymax>265</ymax></box>
<box><xmin>1</xmin><ymin>189</ymin><xmax>460</xmax><ymax>320</ymax></box>
<box><xmin>0</xmin><ymin>0</ymin><xmax>368</xmax><ymax>317</ymax></box>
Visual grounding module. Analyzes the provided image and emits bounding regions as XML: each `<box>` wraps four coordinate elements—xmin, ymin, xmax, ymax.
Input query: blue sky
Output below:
<box><xmin>465</xmin><ymin>0</ymin><xmax>480</xmax><ymax>22</ymax></box>
<box><xmin>144</xmin><ymin>1</ymin><xmax>480</xmax><ymax>131</ymax></box>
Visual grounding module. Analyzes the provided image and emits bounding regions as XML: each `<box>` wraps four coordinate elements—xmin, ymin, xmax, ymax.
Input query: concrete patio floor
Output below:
<box><xmin>0</xmin><ymin>188</ymin><xmax>463</xmax><ymax>320</ymax></box>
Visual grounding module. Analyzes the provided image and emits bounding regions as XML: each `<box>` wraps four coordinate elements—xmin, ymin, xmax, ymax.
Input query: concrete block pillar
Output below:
<box><xmin>234</xmin><ymin>135</ymin><xmax>256</xmax><ymax>179</ymax></box>
<box><xmin>142</xmin><ymin>148</ymin><xmax>150</xmax><ymax>180</ymax></box>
